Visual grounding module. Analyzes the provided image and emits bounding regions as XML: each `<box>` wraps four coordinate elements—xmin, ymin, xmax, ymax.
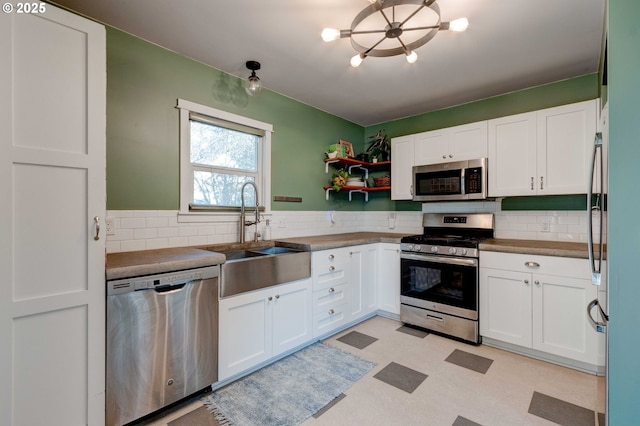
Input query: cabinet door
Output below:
<box><xmin>272</xmin><ymin>279</ymin><xmax>313</xmax><ymax>357</ymax></box>
<box><xmin>218</xmin><ymin>289</ymin><xmax>272</xmax><ymax>380</ymax></box>
<box><xmin>377</xmin><ymin>244</ymin><xmax>400</xmax><ymax>315</ymax></box>
<box><xmin>479</xmin><ymin>268</ymin><xmax>532</xmax><ymax>347</ymax></box>
<box><xmin>0</xmin><ymin>7</ymin><xmax>106</xmax><ymax>426</ymax></box>
<box><xmin>537</xmin><ymin>100</ymin><xmax>597</xmax><ymax>195</ymax></box>
<box><xmin>488</xmin><ymin>112</ymin><xmax>537</xmax><ymax>196</ymax></box>
<box><xmin>450</xmin><ymin>121</ymin><xmax>488</xmax><ymax>161</ymax></box>
<box><xmin>349</xmin><ymin>245</ymin><xmax>378</xmax><ymax>321</ymax></box>
<box><xmin>532</xmin><ymin>274</ymin><xmax>602</xmax><ymax>364</ymax></box>
<box><xmin>390</xmin><ymin>135</ymin><xmax>414</xmax><ymax>200</ymax></box>
<box><xmin>414</xmin><ymin>129</ymin><xmax>450</xmax><ymax>165</ymax></box>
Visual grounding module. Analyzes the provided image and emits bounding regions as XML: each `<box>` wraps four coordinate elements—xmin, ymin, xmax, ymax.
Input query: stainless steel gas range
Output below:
<box><xmin>400</xmin><ymin>213</ymin><xmax>494</xmax><ymax>344</ymax></box>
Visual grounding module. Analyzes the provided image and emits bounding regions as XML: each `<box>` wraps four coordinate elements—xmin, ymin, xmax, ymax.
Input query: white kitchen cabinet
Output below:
<box><xmin>311</xmin><ymin>248</ymin><xmax>352</xmax><ymax>337</ymax></box>
<box><xmin>488</xmin><ymin>100</ymin><xmax>597</xmax><ymax>197</ymax></box>
<box><xmin>391</xmin><ymin>121</ymin><xmax>488</xmax><ymax>200</ymax></box>
<box><xmin>377</xmin><ymin>244</ymin><xmax>401</xmax><ymax>315</ymax></box>
<box><xmin>349</xmin><ymin>244</ymin><xmax>378</xmax><ymax>320</ymax></box>
<box><xmin>480</xmin><ymin>251</ymin><xmax>605</xmax><ymax>371</ymax></box>
<box><xmin>0</xmin><ymin>6</ymin><xmax>106</xmax><ymax>426</ymax></box>
<box><xmin>218</xmin><ymin>278</ymin><xmax>312</xmax><ymax>380</ymax></box>
<box><xmin>415</xmin><ymin>121</ymin><xmax>488</xmax><ymax>165</ymax></box>
<box><xmin>391</xmin><ymin>135</ymin><xmax>415</xmax><ymax>200</ymax></box>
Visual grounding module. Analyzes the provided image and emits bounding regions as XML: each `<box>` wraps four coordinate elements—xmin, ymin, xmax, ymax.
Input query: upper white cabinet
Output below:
<box><xmin>391</xmin><ymin>135</ymin><xmax>415</xmax><ymax>200</ymax></box>
<box><xmin>415</xmin><ymin>121</ymin><xmax>488</xmax><ymax>165</ymax></box>
<box><xmin>488</xmin><ymin>100</ymin><xmax>597</xmax><ymax>197</ymax></box>
<box><xmin>391</xmin><ymin>121</ymin><xmax>488</xmax><ymax>200</ymax></box>
<box><xmin>0</xmin><ymin>6</ymin><xmax>106</xmax><ymax>426</ymax></box>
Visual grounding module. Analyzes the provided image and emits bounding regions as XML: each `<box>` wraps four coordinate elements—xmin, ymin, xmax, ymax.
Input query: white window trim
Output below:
<box><xmin>177</xmin><ymin>99</ymin><xmax>272</xmax><ymax>220</ymax></box>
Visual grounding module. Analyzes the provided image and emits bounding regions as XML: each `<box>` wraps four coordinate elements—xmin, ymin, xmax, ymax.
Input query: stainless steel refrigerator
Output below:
<box><xmin>587</xmin><ymin>102</ymin><xmax>609</xmax><ymax>425</ymax></box>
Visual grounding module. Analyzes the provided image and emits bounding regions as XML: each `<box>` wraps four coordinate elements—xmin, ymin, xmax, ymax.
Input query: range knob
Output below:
<box><xmin>414</xmin><ymin>244</ymin><xmax>421</xmax><ymax>252</ymax></box>
<box><xmin>448</xmin><ymin>247</ymin><xmax>457</xmax><ymax>255</ymax></box>
<box><xmin>430</xmin><ymin>246</ymin><xmax>439</xmax><ymax>253</ymax></box>
<box><xmin>460</xmin><ymin>248</ymin><xmax>468</xmax><ymax>256</ymax></box>
<box><xmin>406</xmin><ymin>244</ymin><xmax>414</xmax><ymax>251</ymax></box>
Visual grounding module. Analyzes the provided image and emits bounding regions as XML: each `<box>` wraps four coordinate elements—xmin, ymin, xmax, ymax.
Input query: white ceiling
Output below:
<box><xmin>50</xmin><ymin>0</ymin><xmax>606</xmax><ymax>126</ymax></box>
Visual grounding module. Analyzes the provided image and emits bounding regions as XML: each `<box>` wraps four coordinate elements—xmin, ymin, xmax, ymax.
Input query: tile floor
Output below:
<box><xmin>135</xmin><ymin>316</ymin><xmax>605</xmax><ymax>426</ymax></box>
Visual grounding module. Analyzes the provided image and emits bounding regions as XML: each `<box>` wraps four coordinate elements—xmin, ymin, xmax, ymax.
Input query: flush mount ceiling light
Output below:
<box><xmin>322</xmin><ymin>0</ymin><xmax>468</xmax><ymax>67</ymax></box>
<box><xmin>245</xmin><ymin>60</ymin><xmax>262</xmax><ymax>96</ymax></box>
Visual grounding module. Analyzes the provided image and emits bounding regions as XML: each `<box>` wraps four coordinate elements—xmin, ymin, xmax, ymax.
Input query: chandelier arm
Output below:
<box><xmin>378</xmin><ymin>8</ymin><xmax>394</xmax><ymax>27</ymax></box>
<box><xmin>363</xmin><ymin>35</ymin><xmax>390</xmax><ymax>56</ymax></box>
<box><xmin>399</xmin><ymin>4</ymin><xmax>426</xmax><ymax>27</ymax></box>
<box><xmin>350</xmin><ymin>29</ymin><xmax>389</xmax><ymax>36</ymax></box>
<box><xmin>400</xmin><ymin>25</ymin><xmax>441</xmax><ymax>32</ymax></box>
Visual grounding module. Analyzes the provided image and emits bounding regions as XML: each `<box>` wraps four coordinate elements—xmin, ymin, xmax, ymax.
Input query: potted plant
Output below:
<box><xmin>332</xmin><ymin>168</ymin><xmax>349</xmax><ymax>191</ymax></box>
<box><xmin>366</xmin><ymin>129</ymin><xmax>391</xmax><ymax>162</ymax></box>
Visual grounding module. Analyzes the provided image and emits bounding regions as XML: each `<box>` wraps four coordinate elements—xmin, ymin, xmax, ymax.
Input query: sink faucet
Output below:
<box><xmin>239</xmin><ymin>181</ymin><xmax>260</xmax><ymax>243</ymax></box>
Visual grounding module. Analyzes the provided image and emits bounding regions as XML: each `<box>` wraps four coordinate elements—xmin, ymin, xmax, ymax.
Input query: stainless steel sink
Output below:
<box><xmin>220</xmin><ymin>247</ymin><xmax>310</xmax><ymax>298</ymax></box>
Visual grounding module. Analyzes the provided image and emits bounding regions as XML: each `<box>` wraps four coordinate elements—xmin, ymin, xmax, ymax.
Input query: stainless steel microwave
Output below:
<box><xmin>412</xmin><ymin>158</ymin><xmax>488</xmax><ymax>202</ymax></box>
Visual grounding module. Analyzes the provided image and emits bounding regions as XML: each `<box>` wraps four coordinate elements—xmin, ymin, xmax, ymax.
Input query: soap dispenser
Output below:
<box><xmin>263</xmin><ymin>219</ymin><xmax>272</xmax><ymax>241</ymax></box>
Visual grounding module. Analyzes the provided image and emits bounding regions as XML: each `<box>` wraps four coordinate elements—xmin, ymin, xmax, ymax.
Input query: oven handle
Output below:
<box><xmin>400</xmin><ymin>253</ymin><xmax>478</xmax><ymax>267</ymax></box>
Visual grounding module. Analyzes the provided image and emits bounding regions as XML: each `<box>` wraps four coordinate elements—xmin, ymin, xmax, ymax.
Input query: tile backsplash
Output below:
<box><xmin>105</xmin><ymin>207</ymin><xmax>601</xmax><ymax>253</ymax></box>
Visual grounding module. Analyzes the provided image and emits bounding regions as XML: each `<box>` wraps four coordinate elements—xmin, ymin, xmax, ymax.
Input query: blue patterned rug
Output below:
<box><xmin>203</xmin><ymin>342</ymin><xmax>375</xmax><ymax>426</ymax></box>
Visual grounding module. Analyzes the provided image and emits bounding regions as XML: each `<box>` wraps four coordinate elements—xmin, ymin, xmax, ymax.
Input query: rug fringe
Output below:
<box><xmin>202</xmin><ymin>397</ymin><xmax>234</xmax><ymax>426</ymax></box>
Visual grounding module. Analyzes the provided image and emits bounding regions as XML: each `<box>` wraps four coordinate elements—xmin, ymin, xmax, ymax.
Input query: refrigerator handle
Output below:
<box><xmin>587</xmin><ymin>132</ymin><xmax>604</xmax><ymax>286</ymax></box>
<box><xmin>587</xmin><ymin>298</ymin><xmax>608</xmax><ymax>333</ymax></box>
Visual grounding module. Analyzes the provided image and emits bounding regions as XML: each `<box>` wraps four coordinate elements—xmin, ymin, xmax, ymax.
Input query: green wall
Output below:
<box><xmin>607</xmin><ymin>1</ymin><xmax>640</xmax><ymax>423</ymax></box>
<box><xmin>106</xmin><ymin>28</ymin><xmax>363</xmax><ymax>211</ymax></box>
<box><xmin>107</xmin><ymin>27</ymin><xmax>598</xmax><ymax>213</ymax></box>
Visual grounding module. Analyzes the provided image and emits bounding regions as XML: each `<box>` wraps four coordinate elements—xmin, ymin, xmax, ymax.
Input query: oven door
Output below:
<box><xmin>400</xmin><ymin>253</ymin><xmax>478</xmax><ymax>320</ymax></box>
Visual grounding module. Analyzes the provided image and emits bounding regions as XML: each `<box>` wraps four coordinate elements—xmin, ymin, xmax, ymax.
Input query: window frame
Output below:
<box><xmin>177</xmin><ymin>98</ymin><xmax>272</xmax><ymax>217</ymax></box>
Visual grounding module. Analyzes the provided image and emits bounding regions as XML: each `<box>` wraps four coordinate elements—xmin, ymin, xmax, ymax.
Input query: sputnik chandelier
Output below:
<box><xmin>322</xmin><ymin>0</ymin><xmax>468</xmax><ymax>67</ymax></box>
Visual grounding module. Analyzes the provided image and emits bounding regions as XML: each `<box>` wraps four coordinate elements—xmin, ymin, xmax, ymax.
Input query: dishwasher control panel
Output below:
<box><xmin>107</xmin><ymin>265</ymin><xmax>220</xmax><ymax>295</ymax></box>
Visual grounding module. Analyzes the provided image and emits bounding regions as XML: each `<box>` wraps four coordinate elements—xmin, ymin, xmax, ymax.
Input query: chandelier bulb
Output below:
<box><xmin>350</xmin><ymin>53</ymin><xmax>364</xmax><ymax>68</ymax></box>
<box><xmin>321</xmin><ymin>28</ymin><xmax>341</xmax><ymax>42</ymax></box>
<box><xmin>405</xmin><ymin>50</ymin><xmax>418</xmax><ymax>64</ymax></box>
<box><xmin>448</xmin><ymin>17</ymin><xmax>469</xmax><ymax>32</ymax></box>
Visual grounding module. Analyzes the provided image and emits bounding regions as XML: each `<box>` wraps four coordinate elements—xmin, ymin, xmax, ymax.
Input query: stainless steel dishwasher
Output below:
<box><xmin>106</xmin><ymin>264</ymin><xmax>220</xmax><ymax>426</ymax></box>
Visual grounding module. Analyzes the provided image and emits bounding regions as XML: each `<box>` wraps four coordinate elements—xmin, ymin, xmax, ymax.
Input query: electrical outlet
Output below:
<box><xmin>277</xmin><ymin>219</ymin><xmax>286</xmax><ymax>228</ymax></box>
<box><xmin>541</xmin><ymin>221</ymin><xmax>550</xmax><ymax>232</ymax></box>
<box><xmin>105</xmin><ymin>217</ymin><xmax>115</xmax><ymax>235</ymax></box>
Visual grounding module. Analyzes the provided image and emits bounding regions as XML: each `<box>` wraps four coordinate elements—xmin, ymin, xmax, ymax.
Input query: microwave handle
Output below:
<box><xmin>460</xmin><ymin>167</ymin><xmax>466</xmax><ymax>195</ymax></box>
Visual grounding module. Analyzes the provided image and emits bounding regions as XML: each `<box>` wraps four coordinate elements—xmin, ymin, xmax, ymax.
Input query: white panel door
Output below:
<box><xmin>449</xmin><ymin>121</ymin><xmax>488</xmax><ymax>161</ymax></box>
<box><xmin>414</xmin><ymin>129</ymin><xmax>450</xmax><ymax>165</ymax></box>
<box><xmin>271</xmin><ymin>278</ymin><xmax>313</xmax><ymax>356</ymax></box>
<box><xmin>377</xmin><ymin>244</ymin><xmax>400</xmax><ymax>315</ymax></box>
<box><xmin>390</xmin><ymin>135</ymin><xmax>414</xmax><ymax>200</ymax></box>
<box><xmin>0</xmin><ymin>6</ymin><xmax>106</xmax><ymax>426</ymax></box>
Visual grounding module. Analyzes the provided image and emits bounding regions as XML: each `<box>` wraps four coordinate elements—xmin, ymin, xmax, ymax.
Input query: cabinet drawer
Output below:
<box><xmin>312</xmin><ymin>248</ymin><xmax>350</xmax><ymax>272</ymax></box>
<box><xmin>313</xmin><ymin>284</ymin><xmax>348</xmax><ymax>314</ymax></box>
<box><xmin>313</xmin><ymin>303</ymin><xmax>348</xmax><ymax>337</ymax></box>
<box><xmin>480</xmin><ymin>251</ymin><xmax>593</xmax><ymax>280</ymax></box>
<box><xmin>313</xmin><ymin>263</ymin><xmax>350</xmax><ymax>291</ymax></box>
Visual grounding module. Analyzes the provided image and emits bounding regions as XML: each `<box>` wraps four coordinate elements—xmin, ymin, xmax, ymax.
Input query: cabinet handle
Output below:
<box><xmin>540</xmin><ymin>176</ymin><xmax>544</xmax><ymax>190</ymax></box>
<box><xmin>534</xmin><ymin>280</ymin><xmax>540</xmax><ymax>285</ymax></box>
<box><xmin>530</xmin><ymin>177</ymin><xmax>534</xmax><ymax>190</ymax></box>
<box><xmin>329</xmin><ymin>309</ymin><xmax>335</xmax><ymax>315</ymax></box>
<box><xmin>524</xmin><ymin>261</ymin><xmax>540</xmax><ymax>268</ymax></box>
<box><xmin>329</xmin><ymin>266</ymin><xmax>335</xmax><ymax>271</ymax></box>
<box><xmin>275</xmin><ymin>294</ymin><xmax>280</xmax><ymax>299</ymax></box>
<box><xmin>448</xmin><ymin>154</ymin><xmax>453</xmax><ymax>158</ymax></box>
<box><xmin>93</xmin><ymin>216</ymin><xmax>100</xmax><ymax>241</ymax></box>
<box><xmin>329</xmin><ymin>287</ymin><xmax>335</xmax><ymax>293</ymax></box>
<box><xmin>410</xmin><ymin>184</ymin><xmax>413</xmax><ymax>195</ymax></box>
<box><xmin>268</xmin><ymin>296</ymin><xmax>273</xmax><ymax>301</ymax></box>
<box><xmin>442</xmin><ymin>155</ymin><xmax>447</xmax><ymax>159</ymax></box>
<box><xmin>524</xmin><ymin>279</ymin><xmax>529</xmax><ymax>284</ymax></box>
<box><xmin>329</xmin><ymin>254</ymin><xmax>335</xmax><ymax>260</ymax></box>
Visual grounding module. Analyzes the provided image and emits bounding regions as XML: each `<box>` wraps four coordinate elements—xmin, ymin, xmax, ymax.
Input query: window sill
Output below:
<box><xmin>177</xmin><ymin>210</ymin><xmax>271</xmax><ymax>223</ymax></box>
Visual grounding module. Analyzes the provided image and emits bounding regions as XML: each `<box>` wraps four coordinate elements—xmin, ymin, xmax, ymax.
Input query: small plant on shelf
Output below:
<box><xmin>331</xmin><ymin>168</ymin><xmax>349</xmax><ymax>191</ymax></box>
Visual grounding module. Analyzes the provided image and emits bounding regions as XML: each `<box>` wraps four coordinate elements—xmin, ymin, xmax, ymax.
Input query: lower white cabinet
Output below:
<box><xmin>218</xmin><ymin>278</ymin><xmax>312</xmax><ymax>380</ymax></box>
<box><xmin>480</xmin><ymin>251</ymin><xmax>605</xmax><ymax>371</ymax></box>
<box><xmin>377</xmin><ymin>243</ymin><xmax>400</xmax><ymax>315</ymax></box>
<box><xmin>349</xmin><ymin>244</ymin><xmax>378</xmax><ymax>320</ymax></box>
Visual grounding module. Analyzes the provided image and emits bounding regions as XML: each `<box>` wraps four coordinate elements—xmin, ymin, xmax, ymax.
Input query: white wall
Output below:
<box><xmin>105</xmin><ymin>205</ymin><xmax>599</xmax><ymax>253</ymax></box>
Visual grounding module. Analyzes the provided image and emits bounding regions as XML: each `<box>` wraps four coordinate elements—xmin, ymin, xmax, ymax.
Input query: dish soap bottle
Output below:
<box><xmin>263</xmin><ymin>219</ymin><xmax>272</xmax><ymax>241</ymax></box>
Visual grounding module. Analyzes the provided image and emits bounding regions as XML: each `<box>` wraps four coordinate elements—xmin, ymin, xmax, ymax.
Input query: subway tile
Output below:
<box><xmin>146</xmin><ymin>217</ymin><xmax>170</xmax><ymax>228</ymax></box>
<box><xmin>120</xmin><ymin>240</ymin><xmax>147</xmax><ymax>252</ymax></box>
<box><xmin>120</xmin><ymin>217</ymin><xmax>146</xmax><ymax>229</ymax></box>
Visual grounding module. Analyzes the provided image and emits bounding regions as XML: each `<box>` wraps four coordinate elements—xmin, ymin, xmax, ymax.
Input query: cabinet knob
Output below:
<box><xmin>329</xmin><ymin>287</ymin><xmax>335</xmax><ymax>293</ymax></box>
<box><xmin>534</xmin><ymin>280</ymin><xmax>540</xmax><ymax>285</ymax></box>
<box><xmin>268</xmin><ymin>296</ymin><xmax>273</xmax><ymax>301</ymax></box>
<box><xmin>329</xmin><ymin>254</ymin><xmax>335</xmax><ymax>260</ymax></box>
<box><xmin>449</xmin><ymin>154</ymin><xmax>453</xmax><ymax>158</ymax></box>
<box><xmin>275</xmin><ymin>294</ymin><xmax>280</xmax><ymax>299</ymax></box>
<box><xmin>328</xmin><ymin>309</ymin><xmax>335</xmax><ymax>315</ymax></box>
<box><xmin>524</xmin><ymin>279</ymin><xmax>529</xmax><ymax>284</ymax></box>
<box><xmin>442</xmin><ymin>155</ymin><xmax>447</xmax><ymax>159</ymax></box>
<box><xmin>329</xmin><ymin>266</ymin><xmax>335</xmax><ymax>271</ymax></box>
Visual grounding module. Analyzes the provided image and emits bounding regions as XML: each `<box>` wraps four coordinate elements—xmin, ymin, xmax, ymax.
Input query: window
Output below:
<box><xmin>178</xmin><ymin>99</ymin><xmax>272</xmax><ymax>214</ymax></box>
